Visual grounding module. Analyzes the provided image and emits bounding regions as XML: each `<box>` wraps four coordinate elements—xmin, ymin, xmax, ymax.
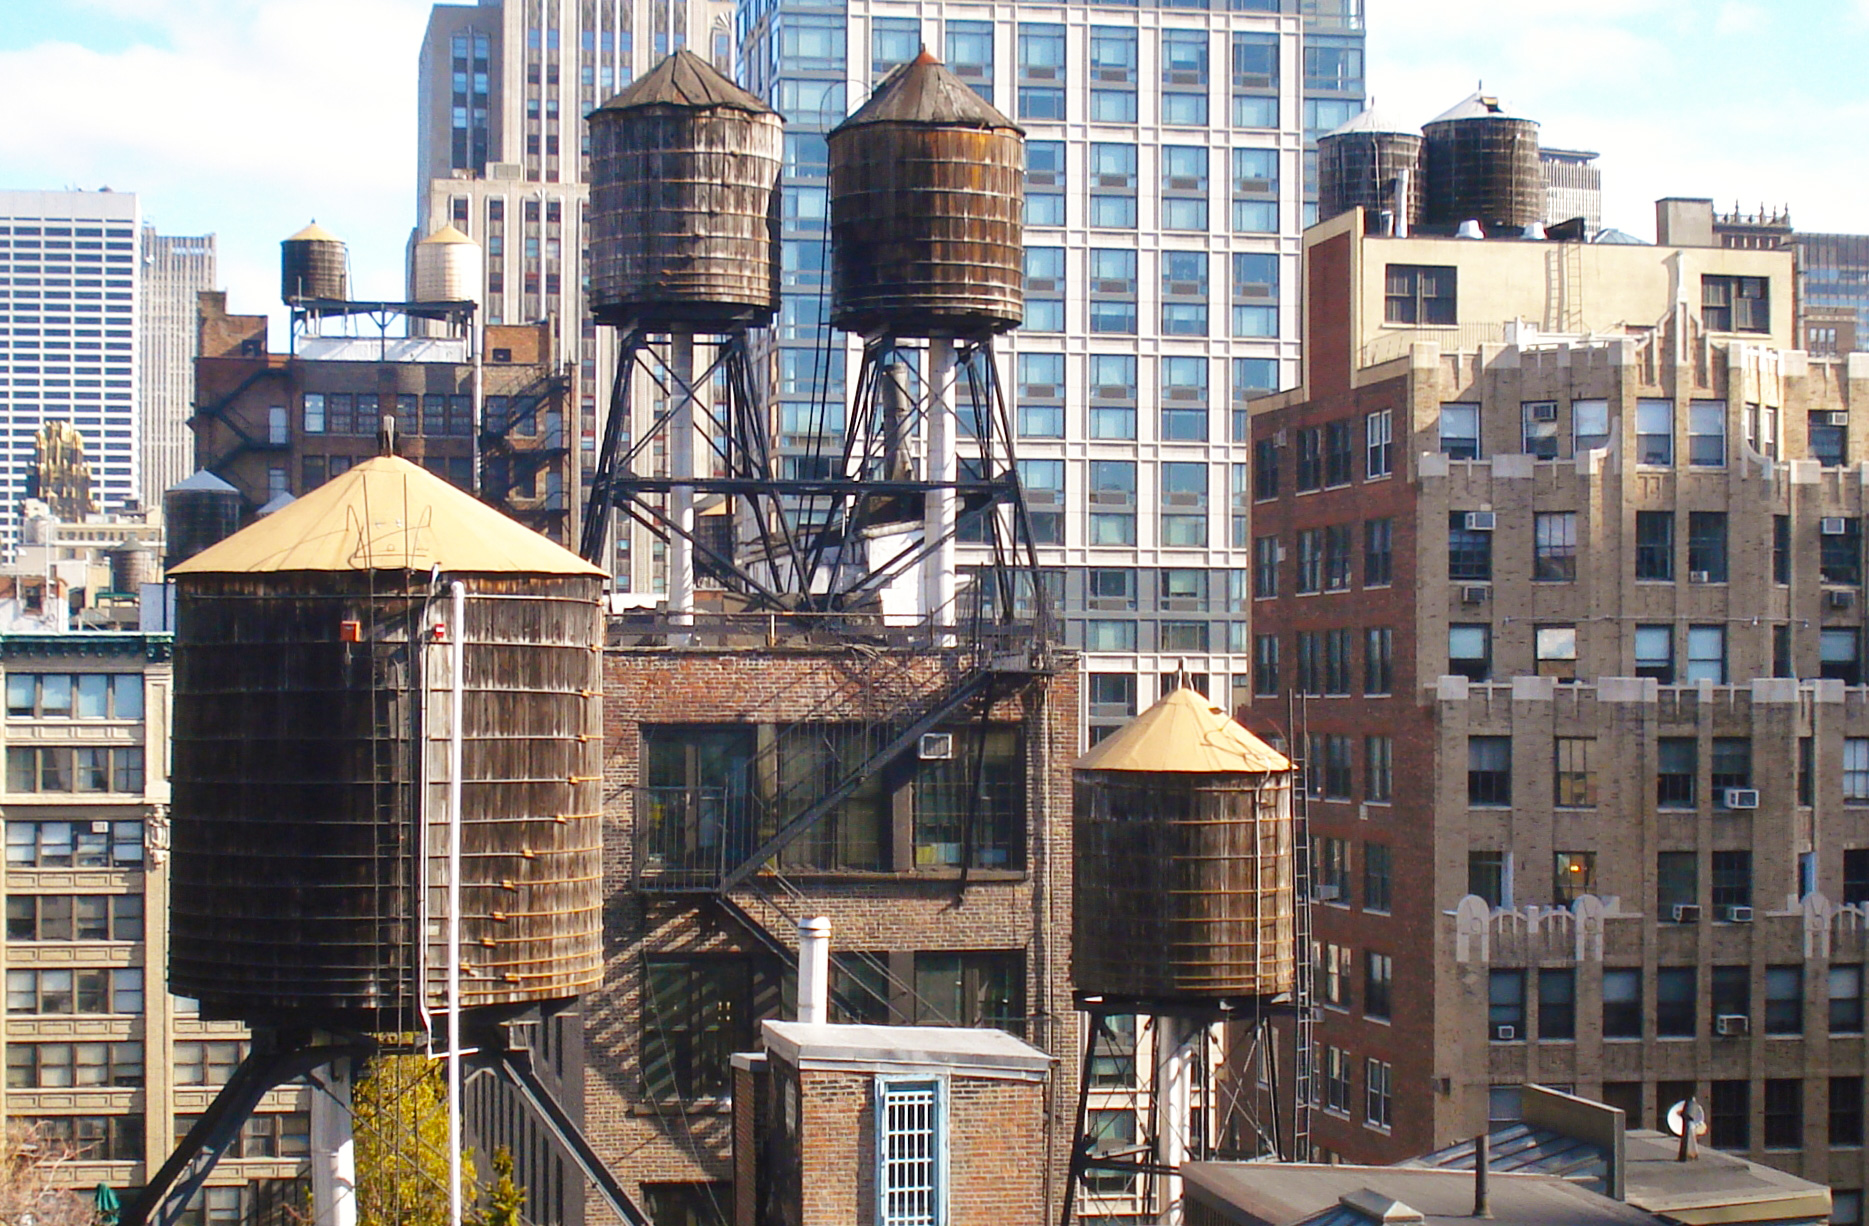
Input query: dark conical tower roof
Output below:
<box><xmin>833</xmin><ymin>48</ymin><xmax>1020</xmax><ymax>132</ymax></box>
<box><xmin>593</xmin><ymin>48</ymin><xmax>771</xmax><ymax>115</ymax></box>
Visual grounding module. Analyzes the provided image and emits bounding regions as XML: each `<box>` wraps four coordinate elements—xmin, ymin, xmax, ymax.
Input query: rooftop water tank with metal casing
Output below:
<box><xmin>1318</xmin><ymin>106</ymin><xmax>1423</xmax><ymax>230</ymax></box>
<box><xmin>1074</xmin><ymin>687</ymin><xmax>1296</xmax><ymax>1001</ymax></box>
<box><xmin>281</xmin><ymin>221</ymin><xmax>349</xmax><ymax>303</ymax></box>
<box><xmin>828</xmin><ymin>50</ymin><xmax>1024</xmax><ymax>338</ymax></box>
<box><xmin>166</xmin><ymin>456</ymin><xmax>606</xmax><ymax>1028</ymax></box>
<box><xmin>1421</xmin><ymin>92</ymin><xmax>1543</xmax><ymax>235</ymax></box>
<box><xmin>163</xmin><ymin>469</ymin><xmax>244</xmax><ymax>572</ymax></box>
<box><xmin>587</xmin><ymin>49</ymin><xmax>782</xmax><ymax>329</ymax></box>
<box><xmin>412</xmin><ymin>223</ymin><xmax>483</xmax><ymax>304</ymax></box>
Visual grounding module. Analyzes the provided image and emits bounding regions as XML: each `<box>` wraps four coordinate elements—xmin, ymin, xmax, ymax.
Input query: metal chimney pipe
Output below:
<box><xmin>797</xmin><ymin>916</ymin><xmax>831</xmax><ymax>1024</ymax></box>
<box><xmin>1472</xmin><ymin>1132</ymin><xmax>1492</xmax><ymax>1218</ymax></box>
<box><xmin>1394</xmin><ymin>167</ymin><xmax>1412</xmax><ymax>238</ymax></box>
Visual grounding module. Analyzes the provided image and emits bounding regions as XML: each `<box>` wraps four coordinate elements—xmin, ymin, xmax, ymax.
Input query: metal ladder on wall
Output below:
<box><xmin>1289</xmin><ymin>743</ymin><xmax>1315</xmax><ymax>1161</ymax></box>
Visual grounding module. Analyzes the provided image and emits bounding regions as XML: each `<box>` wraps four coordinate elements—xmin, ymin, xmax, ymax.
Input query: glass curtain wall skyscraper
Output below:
<box><xmin>738</xmin><ymin>0</ymin><xmax>1363</xmax><ymax>741</ymax></box>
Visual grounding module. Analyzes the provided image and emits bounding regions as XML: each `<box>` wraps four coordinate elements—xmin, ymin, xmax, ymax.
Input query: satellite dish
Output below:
<box><xmin>1665</xmin><ymin>1099</ymin><xmax>1708</xmax><ymax>1138</ymax></box>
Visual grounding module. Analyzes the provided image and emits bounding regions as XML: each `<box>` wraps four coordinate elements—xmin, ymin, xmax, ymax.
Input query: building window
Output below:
<box><xmin>15</xmin><ymin>1116</ymin><xmax>142</xmax><ymax>1163</ymax></box>
<box><xmin>1602</xmin><ymin>968</ymin><xmax>1642</xmax><ymax>1039</ymax></box>
<box><xmin>1766</xmin><ymin>966</ymin><xmax>1803</xmax><ymax>1036</ymax></box>
<box><xmin>1635</xmin><ymin>625</ymin><xmax>1676</xmax><ymax>683</ymax></box>
<box><xmin>1710</xmin><ymin>1080</ymin><xmax>1750</xmax><ymax>1150</ymax></box>
<box><xmin>1365</xmin><ymin>1059</ymin><xmax>1392</xmax><ymax>1129</ymax></box>
<box><xmin>1657</xmin><ymin>738</ymin><xmax>1697</xmax><ymax>808</ymax></box>
<box><xmin>913</xmin><ymin>952</ymin><xmax>1023</xmax><ymax>1033</ymax></box>
<box><xmin>1324</xmin><ymin>420</ymin><xmax>1353</xmax><ymax>486</ymax></box>
<box><xmin>1323</xmin><ymin>1046</ymin><xmax>1352</xmax><ymax>1115</ymax></box>
<box><xmin>1365</xmin><ymin>409</ymin><xmax>1393</xmax><ymax>478</ymax></box>
<box><xmin>1016</xmin><ymin>23</ymin><xmax>1066</xmax><ymax>119</ymax></box>
<box><xmin>1658</xmin><ymin>851</ymin><xmax>1698</xmax><ymax>912</ymax></box>
<box><xmin>5</xmin><ymin>1039</ymin><xmax>144</xmax><ymax>1089</ymax></box>
<box><xmin>1313</xmin><ymin>835</ymin><xmax>1349</xmax><ymax>901</ymax></box>
<box><xmin>1024</xmin><ymin>247</ymin><xmax>1065</xmax><ymax>329</ymax></box>
<box><xmin>1824</xmin><ymin>628</ymin><xmax>1864</xmax><ymax>685</ymax></box>
<box><xmin>1538</xmin><ymin>969</ymin><xmax>1575</xmax><ymax>1040</ymax></box>
<box><xmin>1085</xmin><ymin>1107</ymin><xmax>1137</xmax><ymax>1195</ymax></box>
<box><xmin>1160</xmin><ymin>356</ymin><xmax>1208</xmax><ymax>441</ymax></box>
<box><xmin>1364</xmin><ymin>951</ymin><xmax>1392</xmax><ymax>1020</ymax></box>
<box><xmin>1160</xmin><ymin>30</ymin><xmax>1209</xmax><ymax>126</ymax></box>
<box><xmin>1711</xmin><ymin>738</ymin><xmax>1751</xmax><ymax>807</ymax></box>
<box><xmin>1553</xmin><ymin>737</ymin><xmax>1595</xmax><ymax>807</ymax></box>
<box><xmin>642</xmin><ymin>956</ymin><xmax>753</xmax><ymax>1100</ymax></box>
<box><xmin>1295</xmin><ymin>428</ymin><xmax>1323</xmax><ymax>491</ymax></box>
<box><xmin>1812</xmin><ymin>410</ymin><xmax>1849</xmax><ymax>467</ymax></box>
<box><xmin>1468</xmin><ymin>736</ymin><xmax>1511</xmax><ymax>807</ymax></box>
<box><xmin>1365</xmin><ymin>735</ymin><xmax>1392</xmax><ymax>802</ymax></box>
<box><xmin>1448</xmin><ymin>624</ymin><xmax>1491</xmax><ymax>682</ymax></box>
<box><xmin>1364</xmin><ymin>518</ymin><xmax>1392</xmax><ymax>587</ymax></box>
<box><xmin>1230</xmin><ymin>31</ymin><xmax>1278</xmax><ymax>127</ymax></box>
<box><xmin>174</xmin><ymin>1040</ymin><xmax>247</xmax><ymax>1087</ymax></box>
<box><xmin>1656</xmin><ymin>966</ymin><xmax>1696</xmax><ymax>1037</ymax></box>
<box><xmin>1702</xmin><ymin>274</ymin><xmax>1770</xmax><ymax>333</ymax></box>
<box><xmin>1824</xmin><ymin>518</ymin><xmax>1864</xmax><ymax>585</ymax></box>
<box><xmin>1089</xmin><ymin>249</ymin><xmax>1139</xmax><ymax>334</ymax></box>
<box><xmin>1364</xmin><ymin>843</ymin><xmax>1392</xmax><ymax>912</ymax></box>
<box><xmin>1384</xmin><ymin>264</ymin><xmax>1456</xmax><ymax>326</ymax></box>
<box><xmin>1232</xmin><ymin>358</ymin><xmax>1277</xmax><ymax>440</ymax></box>
<box><xmin>1687</xmin><ymin>511</ymin><xmax>1728</xmax><ymax>582</ymax></box>
<box><xmin>1230</xmin><ymin>252</ymin><xmax>1276</xmax><ymax>337</ymax></box>
<box><xmin>1088</xmin><ymin>673</ymin><xmax>1137</xmax><ymax>720</ymax></box>
<box><xmin>5</xmin><ymin>967</ymin><xmax>143</xmax><ymax>1014</ymax></box>
<box><xmin>1711</xmin><ymin>850</ymin><xmax>1752</xmax><ymax>911</ymax></box>
<box><xmin>1163</xmin><ymin>250</ymin><xmax>1210</xmax><ymax>336</ymax></box>
<box><xmin>1323</xmin><ymin>525</ymin><xmax>1353</xmax><ymax>592</ymax></box>
<box><xmin>1468</xmin><ymin>851</ymin><xmax>1508</xmax><ymax>908</ymax></box>
<box><xmin>1686</xmin><ymin>625</ymin><xmax>1726</xmax><ymax>684</ymax></box>
<box><xmin>4</xmin><ymin>820</ymin><xmax>143</xmax><ymax>869</ymax></box>
<box><xmin>876</xmin><ymin>1076</ymin><xmax>943</xmax><ymax>1225</ymax></box>
<box><xmin>1016</xmin><ymin>353</ymin><xmax>1065</xmax><ymax>438</ymax></box>
<box><xmin>1089</xmin><ymin>142</ymin><xmax>1138</xmax><ymax>228</ymax></box>
<box><xmin>6</xmin><ymin>673</ymin><xmax>143</xmax><ymax>719</ymax></box>
<box><xmin>1636</xmin><ymin>399</ymin><xmax>1674</xmax><ymax>465</ymax></box>
<box><xmin>303</xmin><ymin>392</ymin><xmax>326</xmax><ymax>433</ymax></box>
<box><xmin>1253</xmin><ymin>536</ymin><xmax>1279</xmax><ymax>599</ymax></box>
<box><xmin>1160</xmin><ymin>462</ymin><xmax>1207</xmax><ymax>547</ymax></box>
<box><xmin>946</xmin><ymin>20</ymin><xmax>994</xmax><ymax>97</ymax></box>
<box><xmin>1438</xmin><ymin>403</ymin><xmax>1480</xmax><ymax>459</ymax></box>
<box><xmin>1833</xmin><ymin>1077</ymin><xmax>1864</xmax><ymax>1147</ymax></box>
<box><xmin>1688</xmin><ymin>400</ymin><xmax>1727</xmax><ymax>466</ymax></box>
<box><xmin>1554</xmin><ymin>851</ymin><xmax>1595</xmax><ymax>903</ymax></box>
<box><xmin>1535</xmin><ymin>625</ymin><xmax>1577</xmax><ymax>682</ymax></box>
<box><xmin>1847</xmin><ymin>741</ymin><xmax>1869</xmax><ymax>802</ymax></box>
<box><xmin>1253</xmin><ymin>436</ymin><xmax>1281</xmax><ymax>499</ymax></box>
<box><xmin>1573</xmin><ymin>399</ymin><xmax>1611</xmax><ymax>452</ymax></box>
<box><xmin>1635</xmin><ymin>511</ymin><xmax>1673</xmax><ymax>580</ymax></box>
<box><xmin>1231</xmin><ymin>147</ymin><xmax>1278</xmax><ymax>230</ymax></box>
<box><xmin>1161</xmin><ymin>145</ymin><xmax>1209</xmax><ymax>231</ymax></box>
<box><xmin>1088</xmin><ymin>26</ymin><xmax>1138</xmax><ymax>122</ymax></box>
<box><xmin>1533</xmin><ymin>513</ymin><xmax>1577</xmax><ymax>581</ymax></box>
<box><xmin>6</xmin><ymin>893</ymin><xmax>141</xmax><ymax>941</ymax></box>
<box><xmin>1448</xmin><ymin>512</ymin><xmax>1492</xmax><ymax>581</ymax></box>
<box><xmin>1364</xmin><ymin>628</ymin><xmax>1392</xmax><ymax>695</ymax></box>
<box><xmin>1488</xmin><ymin>969</ymin><xmax>1524</xmax><ymax>1038</ymax></box>
<box><xmin>1088</xmin><ymin>353</ymin><xmax>1139</xmax><ymax>440</ymax></box>
<box><xmin>6</xmin><ymin>747</ymin><xmax>145</xmax><ymax>794</ymax></box>
<box><xmin>1087</xmin><ymin>460</ymin><xmax>1136</xmax><ymax>546</ymax></box>
<box><xmin>1254</xmin><ymin>634</ymin><xmax>1280</xmax><ymax>697</ymax></box>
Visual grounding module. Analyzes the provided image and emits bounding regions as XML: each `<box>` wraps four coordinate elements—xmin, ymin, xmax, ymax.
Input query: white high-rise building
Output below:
<box><xmin>738</xmin><ymin>0</ymin><xmax>1366</xmax><ymax>742</ymax></box>
<box><xmin>0</xmin><ymin>190</ymin><xmax>143</xmax><ymax>556</ymax></box>
<box><xmin>138</xmin><ymin>228</ymin><xmax>216</xmax><ymax>508</ymax></box>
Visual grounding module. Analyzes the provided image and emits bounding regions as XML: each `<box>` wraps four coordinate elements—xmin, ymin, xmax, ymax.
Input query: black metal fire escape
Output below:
<box><xmin>478</xmin><ymin>364</ymin><xmax>574</xmax><ymax>544</ymax></box>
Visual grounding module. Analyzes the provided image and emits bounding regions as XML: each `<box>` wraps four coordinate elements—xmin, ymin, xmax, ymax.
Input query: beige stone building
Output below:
<box><xmin>1248</xmin><ymin>206</ymin><xmax>1869</xmax><ymax>1222</ymax></box>
<box><xmin>0</xmin><ymin>632</ymin><xmax>308</xmax><ymax>1221</ymax></box>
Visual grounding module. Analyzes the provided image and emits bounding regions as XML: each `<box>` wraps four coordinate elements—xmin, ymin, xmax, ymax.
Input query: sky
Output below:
<box><xmin>1</xmin><ymin>0</ymin><xmax>1865</xmax><ymax>325</ymax></box>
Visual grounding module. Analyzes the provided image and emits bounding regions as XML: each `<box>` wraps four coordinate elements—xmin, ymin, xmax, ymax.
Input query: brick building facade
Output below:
<box><xmin>1246</xmin><ymin>207</ymin><xmax>1869</xmax><ymax>1219</ymax></box>
<box><xmin>584</xmin><ymin>636</ymin><xmax>1079</xmax><ymax>1224</ymax></box>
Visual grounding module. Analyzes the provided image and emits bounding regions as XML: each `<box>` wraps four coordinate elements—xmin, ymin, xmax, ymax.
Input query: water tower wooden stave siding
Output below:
<box><xmin>167</xmin><ymin>455</ymin><xmax>605</xmax><ymax>1029</ymax></box>
<box><xmin>1422</xmin><ymin>92</ymin><xmax>1543</xmax><ymax>235</ymax></box>
<box><xmin>586</xmin><ymin>49</ymin><xmax>782</xmax><ymax>329</ymax></box>
<box><xmin>1317</xmin><ymin>106</ymin><xmax>1423</xmax><ymax>230</ymax></box>
<box><xmin>280</xmin><ymin>221</ymin><xmax>348</xmax><ymax>303</ymax></box>
<box><xmin>827</xmin><ymin>50</ymin><xmax>1025</xmax><ymax>338</ymax></box>
<box><xmin>1074</xmin><ymin>687</ymin><xmax>1296</xmax><ymax>1002</ymax></box>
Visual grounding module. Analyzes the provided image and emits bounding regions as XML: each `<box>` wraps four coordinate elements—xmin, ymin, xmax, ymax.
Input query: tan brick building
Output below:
<box><xmin>1248</xmin><ymin>206</ymin><xmax>1869</xmax><ymax>1221</ymax></box>
<box><xmin>584</xmin><ymin>632</ymin><xmax>1079</xmax><ymax>1224</ymax></box>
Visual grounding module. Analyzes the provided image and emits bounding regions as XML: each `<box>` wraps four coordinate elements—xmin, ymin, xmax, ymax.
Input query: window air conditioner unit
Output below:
<box><xmin>1715</xmin><ymin>1013</ymin><xmax>1751</xmax><ymax>1037</ymax></box>
<box><xmin>1828</xmin><ymin>411</ymin><xmax>1851</xmax><ymax>427</ymax></box>
<box><xmin>1530</xmin><ymin>403</ymin><xmax>1559</xmax><ymax>423</ymax></box>
<box><xmin>1830</xmin><ymin>590</ymin><xmax>1857</xmax><ymax>611</ymax></box>
<box><xmin>1274</xmin><ymin>429</ymin><xmax>1288</xmax><ymax>446</ymax></box>
<box><xmin>1723</xmin><ymin>788</ymin><xmax>1761</xmax><ymax>809</ymax></box>
<box><xmin>1492</xmin><ymin>1024</ymin><xmax>1517</xmax><ymax>1041</ymax></box>
<box><xmin>1724</xmin><ymin>905</ymin><xmax>1754</xmax><ymax>923</ymax></box>
<box><xmin>90</xmin><ymin>820</ymin><xmax>111</xmax><ymax>834</ymax></box>
<box><xmin>1464</xmin><ymin>511</ymin><xmax>1496</xmax><ymax>531</ymax></box>
<box><xmin>1823</xmin><ymin>517</ymin><xmax>1850</xmax><ymax>535</ymax></box>
<box><xmin>919</xmin><ymin>733</ymin><xmax>955</xmax><ymax>761</ymax></box>
<box><xmin>1089</xmin><ymin>598</ymin><xmax>1132</xmax><ymax>611</ymax></box>
<box><xmin>1671</xmin><ymin>903</ymin><xmax>1702</xmax><ymax>923</ymax></box>
<box><xmin>1688</xmin><ymin>570</ymin><xmax>1712</xmax><ymax>584</ymax></box>
<box><xmin>1312</xmin><ymin>883</ymin><xmax>1341</xmax><ymax>902</ymax></box>
<box><xmin>1460</xmin><ymin>585</ymin><xmax>1490</xmax><ymax>605</ymax></box>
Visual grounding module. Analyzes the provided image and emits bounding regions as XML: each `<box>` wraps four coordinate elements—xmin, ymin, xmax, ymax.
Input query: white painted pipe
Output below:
<box><xmin>1155</xmin><ymin>1015</ymin><xmax>1195</xmax><ymax>1226</ymax></box>
<box><xmin>797</xmin><ymin>916</ymin><xmax>831</xmax><ymax>1025</ymax></box>
<box><xmin>310</xmin><ymin>1057</ymin><xmax>357</xmax><ymax>1226</ymax></box>
<box><xmin>669</xmin><ymin>328</ymin><xmax>697</xmax><ymax>639</ymax></box>
<box><xmin>447</xmin><ymin>580</ymin><xmax>466</xmax><ymax>1226</ymax></box>
<box><xmin>923</xmin><ymin>337</ymin><xmax>957</xmax><ymax>635</ymax></box>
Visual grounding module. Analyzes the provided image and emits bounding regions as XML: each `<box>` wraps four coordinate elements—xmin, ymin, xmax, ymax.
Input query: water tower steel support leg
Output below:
<box><xmin>486</xmin><ymin>1042</ymin><xmax>655</xmax><ymax>1226</ymax></box>
<box><xmin>1154</xmin><ymin>1015</ymin><xmax>1193</xmax><ymax>1226</ymax></box>
<box><xmin>922</xmin><ymin>336</ymin><xmax>957</xmax><ymax>632</ymax></box>
<box><xmin>310</xmin><ymin>1057</ymin><xmax>357</xmax><ymax>1226</ymax></box>
<box><xmin>669</xmin><ymin>327</ymin><xmax>697</xmax><ymax>636</ymax></box>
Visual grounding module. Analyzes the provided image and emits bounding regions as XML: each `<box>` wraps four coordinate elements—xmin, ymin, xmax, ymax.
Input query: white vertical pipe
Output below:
<box><xmin>669</xmin><ymin>328</ymin><xmax>697</xmax><ymax>638</ymax></box>
<box><xmin>1155</xmin><ymin>1015</ymin><xmax>1193</xmax><ymax>1226</ymax></box>
<box><xmin>447</xmin><ymin>580</ymin><xmax>466</xmax><ymax>1226</ymax></box>
<box><xmin>311</xmin><ymin>1058</ymin><xmax>358</xmax><ymax>1226</ymax></box>
<box><xmin>797</xmin><ymin>916</ymin><xmax>831</xmax><ymax>1024</ymax></box>
<box><xmin>923</xmin><ymin>337</ymin><xmax>957</xmax><ymax>633</ymax></box>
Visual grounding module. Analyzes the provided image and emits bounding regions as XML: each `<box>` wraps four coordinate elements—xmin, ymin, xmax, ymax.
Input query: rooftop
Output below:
<box><xmin>760</xmin><ymin>1020</ymin><xmax>1052</xmax><ymax>1082</ymax></box>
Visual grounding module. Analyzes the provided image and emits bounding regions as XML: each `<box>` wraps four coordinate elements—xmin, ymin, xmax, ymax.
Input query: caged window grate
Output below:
<box><xmin>878</xmin><ymin>1077</ymin><xmax>942</xmax><ymax>1226</ymax></box>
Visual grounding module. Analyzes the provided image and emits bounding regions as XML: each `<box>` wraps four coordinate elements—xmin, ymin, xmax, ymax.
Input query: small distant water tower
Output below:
<box><xmin>1421</xmin><ymin>92</ymin><xmax>1544</xmax><ymax>236</ymax></box>
<box><xmin>280</xmin><ymin>221</ymin><xmax>348</xmax><ymax>303</ymax></box>
<box><xmin>123</xmin><ymin>455</ymin><xmax>637</xmax><ymax>1226</ymax></box>
<box><xmin>1069</xmin><ymin>684</ymin><xmax>1300</xmax><ymax>1225</ymax></box>
<box><xmin>162</xmin><ymin>470</ymin><xmax>243</xmax><ymax>571</ymax></box>
<box><xmin>412</xmin><ymin>223</ymin><xmax>484</xmax><ymax>305</ymax></box>
<box><xmin>1317</xmin><ymin>105</ymin><xmax>1424</xmax><ymax>234</ymax></box>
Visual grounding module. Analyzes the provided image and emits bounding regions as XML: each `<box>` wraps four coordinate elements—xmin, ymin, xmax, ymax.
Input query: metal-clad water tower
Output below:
<box><xmin>1066</xmin><ymin>684</ymin><xmax>1303</xmax><ymax>1225</ymax></box>
<box><xmin>1317</xmin><ymin>106</ymin><xmax>1423</xmax><ymax>234</ymax></box>
<box><xmin>1421</xmin><ymin>91</ymin><xmax>1544</xmax><ymax>236</ymax></box>
<box><xmin>126</xmin><ymin>458</ymin><xmax>652</xmax><ymax>1226</ymax></box>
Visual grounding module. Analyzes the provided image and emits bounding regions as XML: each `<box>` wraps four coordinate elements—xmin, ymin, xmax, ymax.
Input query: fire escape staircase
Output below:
<box><xmin>478</xmin><ymin>365</ymin><xmax>573</xmax><ymax>537</ymax></box>
<box><xmin>195</xmin><ymin>365</ymin><xmax>292</xmax><ymax>485</ymax></box>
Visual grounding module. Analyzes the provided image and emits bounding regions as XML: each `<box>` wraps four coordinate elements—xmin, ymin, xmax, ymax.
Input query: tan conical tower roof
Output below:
<box><xmin>285</xmin><ymin>221</ymin><xmax>343</xmax><ymax>243</ymax></box>
<box><xmin>418</xmin><ymin>223</ymin><xmax>475</xmax><ymax>245</ymax></box>
<box><xmin>1074</xmin><ymin>685</ymin><xmax>1290</xmax><ymax>774</ymax></box>
<box><xmin>170</xmin><ymin>455</ymin><xmax>602</xmax><ymax>576</ymax></box>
